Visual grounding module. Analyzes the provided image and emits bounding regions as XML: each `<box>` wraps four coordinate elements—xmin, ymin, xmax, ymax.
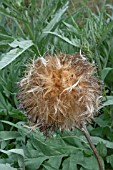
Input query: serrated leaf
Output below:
<box><xmin>80</xmin><ymin>136</ymin><xmax>113</xmax><ymax>149</ymax></box>
<box><xmin>62</xmin><ymin>152</ymin><xmax>99</xmax><ymax>170</ymax></box>
<box><xmin>44</xmin><ymin>31</ymin><xmax>80</xmax><ymax>47</ymax></box>
<box><xmin>43</xmin><ymin>155</ymin><xmax>64</xmax><ymax>170</ymax></box>
<box><xmin>0</xmin><ymin>131</ymin><xmax>20</xmax><ymax>141</ymax></box>
<box><xmin>43</xmin><ymin>2</ymin><xmax>69</xmax><ymax>33</ymax></box>
<box><xmin>9</xmin><ymin>40</ymin><xmax>33</xmax><ymax>48</ymax></box>
<box><xmin>0</xmin><ymin>120</ymin><xmax>28</xmax><ymax>133</ymax></box>
<box><xmin>99</xmin><ymin>100</ymin><xmax>113</xmax><ymax>110</ymax></box>
<box><xmin>0</xmin><ymin>40</ymin><xmax>33</xmax><ymax>70</ymax></box>
<box><xmin>62</xmin><ymin>155</ymin><xmax>78</xmax><ymax>170</ymax></box>
<box><xmin>25</xmin><ymin>156</ymin><xmax>48</xmax><ymax>170</ymax></box>
<box><xmin>94</xmin><ymin>117</ymin><xmax>110</xmax><ymax>127</ymax></box>
<box><xmin>63</xmin><ymin>21</ymin><xmax>80</xmax><ymax>35</ymax></box>
<box><xmin>60</xmin><ymin>133</ymin><xmax>84</xmax><ymax>148</ymax></box>
<box><xmin>54</xmin><ymin>146</ymin><xmax>82</xmax><ymax>155</ymax></box>
<box><xmin>0</xmin><ymin>164</ymin><xmax>17</xmax><ymax>170</ymax></box>
<box><xmin>82</xmin><ymin>156</ymin><xmax>100</xmax><ymax>170</ymax></box>
<box><xmin>0</xmin><ymin>149</ymin><xmax>24</xmax><ymax>157</ymax></box>
<box><xmin>31</xmin><ymin>138</ymin><xmax>61</xmax><ymax>156</ymax></box>
<box><xmin>98</xmin><ymin>96</ymin><xmax>113</xmax><ymax>110</ymax></box>
<box><xmin>103</xmin><ymin>99</ymin><xmax>113</xmax><ymax>106</ymax></box>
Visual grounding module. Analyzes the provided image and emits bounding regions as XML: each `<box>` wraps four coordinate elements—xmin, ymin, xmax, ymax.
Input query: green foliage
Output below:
<box><xmin>0</xmin><ymin>39</ymin><xmax>33</xmax><ymax>70</ymax></box>
<box><xmin>0</xmin><ymin>0</ymin><xmax>113</xmax><ymax>169</ymax></box>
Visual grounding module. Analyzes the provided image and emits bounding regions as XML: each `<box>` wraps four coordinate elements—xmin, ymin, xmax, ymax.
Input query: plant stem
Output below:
<box><xmin>80</xmin><ymin>123</ymin><xmax>104</xmax><ymax>170</ymax></box>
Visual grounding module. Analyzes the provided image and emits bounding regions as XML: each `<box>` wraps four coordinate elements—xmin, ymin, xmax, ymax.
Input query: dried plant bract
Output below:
<box><xmin>18</xmin><ymin>53</ymin><xmax>101</xmax><ymax>131</ymax></box>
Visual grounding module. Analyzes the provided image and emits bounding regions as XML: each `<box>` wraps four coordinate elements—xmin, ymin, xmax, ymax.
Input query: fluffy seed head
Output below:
<box><xmin>18</xmin><ymin>54</ymin><xmax>101</xmax><ymax>131</ymax></box>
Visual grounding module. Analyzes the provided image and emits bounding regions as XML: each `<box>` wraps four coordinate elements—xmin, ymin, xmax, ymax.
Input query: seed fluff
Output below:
<box><xmin>18</xmin><ymin>53</ymin><xmax>102</xmax><ymax>131</ymax></box>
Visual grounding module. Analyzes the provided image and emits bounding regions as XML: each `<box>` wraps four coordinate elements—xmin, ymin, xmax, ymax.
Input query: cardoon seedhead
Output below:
<box><xmin>18</xmin><ymin>53</ymin><xmax>101</xmax><ymax>131</ymax></box>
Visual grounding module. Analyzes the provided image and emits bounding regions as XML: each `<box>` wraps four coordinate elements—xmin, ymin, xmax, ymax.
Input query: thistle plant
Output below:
<box><xmin>18</xmin><ymin>53</ymin><xmax>104</xmax><ymax>170</ymax></box>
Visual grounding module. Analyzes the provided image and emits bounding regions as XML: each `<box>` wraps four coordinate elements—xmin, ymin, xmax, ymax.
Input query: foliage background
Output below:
<box><xmin>0</xmin><ymin>0</ymin><xmax>113</xmax><ymax>169</ymax></box>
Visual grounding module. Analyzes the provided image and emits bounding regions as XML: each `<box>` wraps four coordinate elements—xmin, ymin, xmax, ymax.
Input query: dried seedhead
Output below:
<box><xmin>18</xmin><ymin>53</ymin><xmax>102</xmax><ymax>131</ymax></box>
